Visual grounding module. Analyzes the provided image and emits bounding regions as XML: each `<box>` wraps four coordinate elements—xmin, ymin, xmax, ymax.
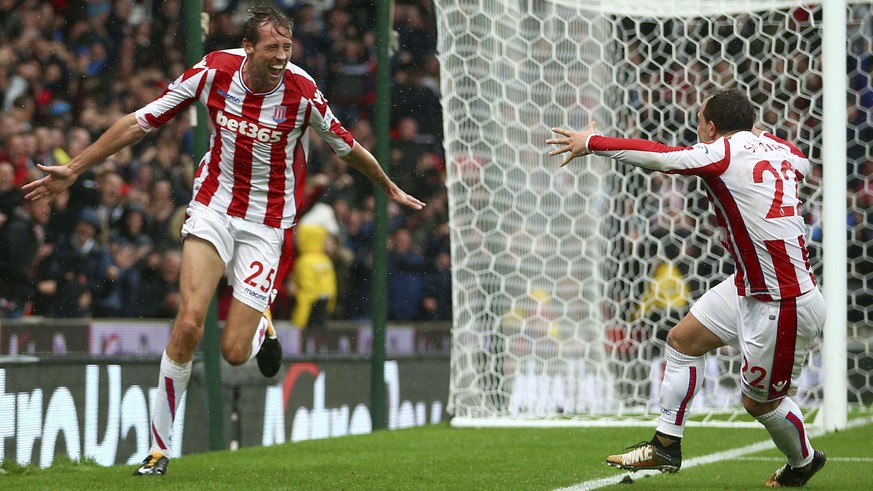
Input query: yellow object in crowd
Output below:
<box><xmin>291</xmin><ymin>224</ymin><xmax>337</xmax><ymax>329</ymax></box>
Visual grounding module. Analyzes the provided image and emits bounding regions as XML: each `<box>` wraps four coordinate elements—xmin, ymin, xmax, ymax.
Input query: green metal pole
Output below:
<box><xmin>202</xmin><ymin>295</ymin><xmax>224</xmax><ymax>450</ymax></box>
<box><xmin>371</xmin><ymin>0</ymin><xmax>394</xmax><ymax>431</ymax></box>
<box><xmin>183</xmin><ymin>2</ymin><xmax>224</xmax><ymax>451</ymax></box>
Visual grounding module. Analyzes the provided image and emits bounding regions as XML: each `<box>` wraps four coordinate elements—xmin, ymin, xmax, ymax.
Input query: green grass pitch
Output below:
<box><xmin>2</xmin><ymin>418</ymin><xmax>871</xmax><ymax>490</ymax></box>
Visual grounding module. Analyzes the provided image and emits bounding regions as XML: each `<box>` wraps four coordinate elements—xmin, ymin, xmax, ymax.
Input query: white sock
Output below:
<box><xmin>247</xmin><ymin>315</ymin><xmax>270</xmax><ymax>361</ymax></box>
<box><xmin>656</xmin><ymin>345</ymin><xmax>705</xmax><ymax>438</ymax></box>
<box><xmin>648</xmin><ymin>355</ymin><xmax>664</xmax><ymax>410</ymax></box>
<box><xmin>150</xmin><ymin>350</ymin><xmax>192</xmax><ymax>456</ymax></box>
<box><xmin>756</xmin><ymin>397</ymin><xmax>813</xmax><ymax>468</ymax></box>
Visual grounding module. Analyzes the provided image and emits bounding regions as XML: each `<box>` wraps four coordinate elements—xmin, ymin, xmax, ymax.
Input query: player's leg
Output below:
<box><xmin>135</xmin><ymin>235</ymin><xmax>225</xmax><ymax>476</ymax></box>
<box><xmin>607</xmin><ymin>277</ymin><xmax>736</xmax><ymax>473</ymax></box>
<box><xmin>750</xmin><ymin>395</ymin><xmax>825</xmax><ymax>487</ymax></box>
<box><xmin>221</xmin><ymin>218</ymin><xmax>283</xmax><ymax>376</ymax></box>
<box><xmin>167</xmin><ymin>236</ymin><xmax>227</xmax><ymax>362</ymax></box>
<box><xmin>655</xmin><ymin>311</ymin><xmax>726</xmax><ymax>430</ymax></box>
<box><xmin>221</xmin><ymin>297</ymin><xmax>272</xmax><ymax>364</ymax></box>
<box><xmin>737</xmin><ymin>288</ymin><xmax>827</xmax><ymax>486</ymax></box>
<box><xmin>605</xmin><ymin>313</ymin><xmax>723</xmax><ymax>473</ymax></box>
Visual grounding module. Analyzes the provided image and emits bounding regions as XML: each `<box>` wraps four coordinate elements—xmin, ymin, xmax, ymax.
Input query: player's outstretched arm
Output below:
<box><xmin>23</xmin><ymin>113</ymin><xmax>148</xmax><ymax>201</ymax></box>
<box><xmin>341</xmin><ymin>142</ymin><xmax>426</xmax><ymax>210</ymax></box>
<box><xmin>547</xmin><ymin>121</ymin><xmax>598</xmax><ymax>167</ymax></box>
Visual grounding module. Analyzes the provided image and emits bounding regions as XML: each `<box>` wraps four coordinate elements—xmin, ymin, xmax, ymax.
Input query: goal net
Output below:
<box><xmin>435</xmin><ymin>0</ymin><xmax>873</xmax><ymax>425</ymax></box>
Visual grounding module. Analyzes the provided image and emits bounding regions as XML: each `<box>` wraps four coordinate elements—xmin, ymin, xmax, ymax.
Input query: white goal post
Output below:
<box><xmin>435</xmin><ymin>0</ymin><xmax>872</xmax><ymax>427</ymax></box>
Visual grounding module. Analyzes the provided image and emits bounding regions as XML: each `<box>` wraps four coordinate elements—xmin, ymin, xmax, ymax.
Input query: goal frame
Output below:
<box><xmin>437</xmin><ymin>0</ymin><xmax>855</xmax><ymax>429</ymax></box>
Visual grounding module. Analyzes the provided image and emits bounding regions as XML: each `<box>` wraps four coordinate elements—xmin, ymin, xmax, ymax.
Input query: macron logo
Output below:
<box><xmin>216</xmin><ymin>89</ymin><xmax>242</xmax><ymax>104</ymax></box>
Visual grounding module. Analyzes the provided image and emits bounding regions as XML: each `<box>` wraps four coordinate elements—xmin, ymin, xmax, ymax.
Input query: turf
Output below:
<box><xmin>2</xmin><ymin>418</ymin><xmax>871</xmax><ymax>490</ymax></box>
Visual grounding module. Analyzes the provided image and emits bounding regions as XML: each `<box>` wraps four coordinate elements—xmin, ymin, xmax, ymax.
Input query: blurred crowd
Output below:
<box><xmin>0</xmin><ymin>0</ymin><xmax>451</xmax><ymax>324</ymax></box>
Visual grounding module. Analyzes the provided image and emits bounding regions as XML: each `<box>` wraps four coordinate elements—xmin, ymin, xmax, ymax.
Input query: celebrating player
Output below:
<box><xmin>23</xmin><ymin>5</ymin><xmax>424</xmax><ymax>477</ymax></box>
<box><xmin>547</xmin><ymin>89</ymin><xmax>826</xmax><ymax>487</ymax></box>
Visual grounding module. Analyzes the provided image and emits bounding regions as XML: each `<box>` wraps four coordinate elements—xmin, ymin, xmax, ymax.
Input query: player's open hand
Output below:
<box><xmin>547</xmin><ymin>121</ymin><xmax>598</xmax><ymax>167</ymax></box>
<box><xmin>21</xmin><ymin>163</ymin><xmax>77</xmax><ymax>201</ymax></box>
<box><xmin>387</xmin><ymin>183</ymin><xmax>426</xmax><ymax>210</ymax></box>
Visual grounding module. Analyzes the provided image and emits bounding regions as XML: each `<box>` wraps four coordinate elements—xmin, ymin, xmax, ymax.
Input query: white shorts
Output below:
<box><xmin>690</xmin><ymin>275</ymin><xmax>826</xmax><ymax>402</ymax></box>
<box><xmin>180</xmin><ymin>202</ymin><xmax>284</xmax><ymax>312</ymax></box>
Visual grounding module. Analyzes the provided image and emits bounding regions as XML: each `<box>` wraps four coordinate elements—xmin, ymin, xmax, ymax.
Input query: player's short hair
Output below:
<box><xmin>703</xmin><ymin>89</ymin><xmax>755</xmax><ymax>134</ymax></box>
<box><xmin>242</xmin><ymin>5</ymin><xmax>294</xmax><ymax>45</ymax></box>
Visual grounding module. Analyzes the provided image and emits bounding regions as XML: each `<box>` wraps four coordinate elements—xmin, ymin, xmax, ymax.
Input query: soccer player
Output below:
<box><xmin>23</xmin><ymin>5</ymin><xmax>424</xmax><ymax>476</ymax></box>
<box><xmin>547</xmin><ymin>89</ymin><xmax>826</xmax><ymax>487</ymax></box>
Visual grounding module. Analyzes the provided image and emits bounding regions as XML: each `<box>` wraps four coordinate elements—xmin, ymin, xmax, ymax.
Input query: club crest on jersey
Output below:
<box><xmin>272</xmin><ymin>106</ymin><xmax>288</xmax><ymax>124</ymax></box>
<box><xmin>168</xmin><ymin>74</ymin><xmax>183</xmax><ymax>90</ymax></box>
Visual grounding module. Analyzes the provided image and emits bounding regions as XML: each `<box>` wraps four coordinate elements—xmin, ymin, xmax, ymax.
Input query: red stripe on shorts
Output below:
<box><xmin>769</xmin><ymin>297</ymin><xmax>798</xmax><ymax>399</ymax></box>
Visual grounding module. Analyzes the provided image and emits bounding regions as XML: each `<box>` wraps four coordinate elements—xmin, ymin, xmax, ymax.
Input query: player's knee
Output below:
<box><xmin>220</xmin><ymin>338</ymin><xmax>250</xmax><ymax>366</ymax></box>
<box><xmin>665</xmin><ymin>328</ymin><xmax>692</xmax><ymax>353</ymax></box>
<box><xmin>665</xmin><ymin>317</ymin><xmax>722</xmax><ymax>357</ymax></box>
<box><xmin>171</xmin><ymin>317</ymin><xmax>204</xmax><ymax>352</ymax></box>
<box><xmin>743</xmin><ymin>394</ymin><xmax>780</xmax><ymax>417</ymax></box>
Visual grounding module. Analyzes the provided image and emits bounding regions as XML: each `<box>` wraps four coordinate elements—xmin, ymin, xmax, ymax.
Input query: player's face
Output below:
<box><xmin>697</xmin><ymin>98</ymin><xmax>717</xmax><ymax>142</ymax></box>
<box><xmin>243</xmin><ymin>22</ymin><xmax>292</xmax><ymax>92</ymax></box>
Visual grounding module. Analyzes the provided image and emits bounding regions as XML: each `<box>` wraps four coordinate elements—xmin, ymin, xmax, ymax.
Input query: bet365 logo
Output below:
<box><xmin>216</xmin><ymin>110</ymin><xmax>282</xmax><ymax>143</ymax></box>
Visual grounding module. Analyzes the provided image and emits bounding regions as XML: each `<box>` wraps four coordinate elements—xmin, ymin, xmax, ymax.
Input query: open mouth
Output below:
<box><xmin>269</xmin><ymin>64</ymin><xmax>284</xmax><ymax>78</ymax></box>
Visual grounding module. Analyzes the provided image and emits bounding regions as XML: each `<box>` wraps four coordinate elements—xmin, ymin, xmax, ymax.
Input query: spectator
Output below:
<box><xmin>32</xmin><ymin>126</ymin><xmax>67</xmax><ymax>168</ymax></box>
<box><xmin>390</xmin><ymin>117</ymin><xmax>429</xmax><ymax>193</ymax></box>
<box><xmin>391</xmin><ymin>66</ymin><xmax>442</xmax><ymax>139</ymax></box>
<box><xmin>94</xmin><ymin>168</ymin><xmax>126</xmax><ymax>241</ymax></box>
<box><xmin>136</xmin><ymin>248</ymin><xmax>181</xmax><ymax>319</ymax></box>
<box><xmin>145</xmin><ymin>178</ymin><xmax>180</xmax><ymax>251</ymax></box>
<box><xmin>417</xmin><ymin>251</ymin><xmax>451</xmax><ymax>321</ymax></box>
<box><xmin>0</xmin><ymin>197</ymin><xmax>52</xmax><ymax>318</ymax></box>
<box><xmin>0</xmin><ymin>132</ymin><xmax>36</xmax><ymax>186</ymax></box>
<box><xmin>97</xmin><ymin>232</ymin><xmax>142</xmax><ymax>317</ymax></box>
<box><xmin>40</xmin><ymin>207</ymin><xmax>114</xmax><ymax>317</ymax></box>
<box><xmin>394</xmin><ymin>3</ymin><xmax>436</xmax><ymax>66</ymax></box>
<box><xmin>387</xmin><ymin>227</ymin><xmax>426</xmax><ymax>320</ymax></box>
<box><xmin>288</xmin><ymin>3</ymin><xmax>329</xmax><ymax>86</ymax></box>
<box><xmin>43</xmin><ymin>187</ymin><xmax>73</xmax><ymax>243</ymax></box>
<box><xmin>205</xmin><ymin>11</ymin><xmax>242</xmax><ymax>52</ymax></box>
<box><xmin>327</xmin><ymin>196</ymin><xmax>355</xmax><ymax>319</ymax></box>
<box><xmin>109</xmin><ymin>203</ymin><xmax>154</xmax><ymax>263</ymax></box>
<box><xmin>0</xmin><ymin>160</ymin><xmax>22</xmax><ymax>220</ymax></box>
<box><xmin>342</xmin><ymin>207</ymin><xmax>373</xmax><ymax>320</ymax></box>
<box><xmin>2</xmin><ymin>59</ymin><xmax>39</xmax><ymax>112</ymax></box>
<box><xmin>326</xmin><ymin>37</ymin><xmax>375</xmax><ymax>124</ymax></box>
<box><xmin>290</xmin><ymin>224</ymin><xmax>337</xmax><ymax>353</ymax></box>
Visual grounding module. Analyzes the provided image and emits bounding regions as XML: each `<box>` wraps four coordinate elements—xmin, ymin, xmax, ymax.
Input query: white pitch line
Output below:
<box><xmin>735</xmin><ymin>457</ymin><xmax>873</xmax><ymax>462</ymax></box>
<box><xmin>552</xmin><ymin>439</ymin><xmax>777</xmax><ymax>491</ymax></box>
<box><xmin>552</xmin><ymin>416</ymin><xmax>873</xmax><ymax>491</ymax></box>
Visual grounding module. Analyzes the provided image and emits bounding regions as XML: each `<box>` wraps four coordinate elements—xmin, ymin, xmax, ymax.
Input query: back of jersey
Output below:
<box><xmin>703</xmin><ymin>131</ymin><xmax>815</xmax><ymax>301</ymax></box>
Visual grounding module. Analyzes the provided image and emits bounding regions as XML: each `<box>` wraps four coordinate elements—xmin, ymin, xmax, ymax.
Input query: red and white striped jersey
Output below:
<box><xmin>586</xmin><ymin>130</ymin><xmax>816</xmax><ymax>301</ymax></box>
<box><xmin>135</xmin><ymin>48</ymin><xmax>355</xmax><ymax>229</ymax></box>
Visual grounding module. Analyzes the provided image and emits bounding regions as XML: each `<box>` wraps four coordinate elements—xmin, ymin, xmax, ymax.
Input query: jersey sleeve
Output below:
<box><xmin>134</xmin><ymin>58</ymin><xmax>209</xmax><ymax>133</ymax></box>
<box><xmin>585</xmin><ymin>134</ymin><xmax>728</xmax><ymax>175</ymax></box>
<box><xmin>307</xmin><ymin>88</ymin><xmax>355</xmax><ymax>157</ymax></box>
